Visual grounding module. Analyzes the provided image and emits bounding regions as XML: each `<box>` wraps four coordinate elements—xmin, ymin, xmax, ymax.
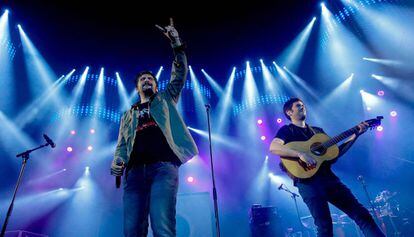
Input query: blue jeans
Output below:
<box><xmin>123</xmin><ymin>162</ymin><xmax>179</xmax><ymax>237</ymax></box>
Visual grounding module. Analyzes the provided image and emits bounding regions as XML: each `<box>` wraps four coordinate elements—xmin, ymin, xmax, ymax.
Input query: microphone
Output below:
<box><xmin>357</xmin><ymin>175</ymin><xmax>366</xmax><ymax>186</ymax></box>
<box><xmin>116</xmin><ymin>176</ymin><xmax>121</xmax><ymax>189</ymax></box>
<box><xmin>43</xmin><ymin>134</ymin><xmax>56</xmax><ymax>148</ymax></box>
<box><xmin>278</xmin><ymin>183</ymin><xmax>284</xmax><ymax>190</ymax></box>
<box><xmin>115</xmin><ymin>159</ymin><xmax>124</xmax><ymax>189</ymax></box>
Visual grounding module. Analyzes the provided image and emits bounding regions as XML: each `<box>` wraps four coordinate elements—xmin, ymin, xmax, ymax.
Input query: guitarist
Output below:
<box><xmin>269</xmin><ymin>98</ymin><xmax>385</xmax><ymax>237</ymax></box>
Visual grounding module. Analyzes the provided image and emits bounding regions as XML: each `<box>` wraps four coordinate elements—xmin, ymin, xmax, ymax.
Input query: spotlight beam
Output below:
<box><xmin>116</xmin><ymin>72</ymin><xmax>130</xmax><ymax>111</ymax></box>
<box><xmin>216</xmin><ymin>67</ymin><xmax>236</xmax><ymax>133</ymax></box>
<box><xmin>278</xmin><ymin>16</ymin><xmax>317</xmax><ymax>71</ymax></box>
<box><xmin>201</xmin><ymin>69</ymin><xmax>223</xmax><ymax>96</ymax></box>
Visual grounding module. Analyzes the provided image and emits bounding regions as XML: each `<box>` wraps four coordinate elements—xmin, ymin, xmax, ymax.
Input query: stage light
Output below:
<box><xmin>265</xmin><ymin>156</ymin><xmax>269</xmax><ymax>161</ymax></box>
<box><xmin>59</xmin><ymin>188</ymin><xmax>64</xmax><ymax>191</ymax></box>
<box><xmin>363</xmin><ymin>57</ymin><xmax>402</xmax><ymax>66</ymax></box>
<box><xmin>85</xmin><ymin>166</ymin><xmax>90</xmax><ymax>171</ymax></box>
<box><xmin>70</xmin><ymin>130</ymin><xmax>76</xmax><ymax>135</ymax></box>
<box><xmin>268</xmin><ymin>172</ymin><xmax>284</xmax><ymax>183</ymax></box>
<box><xmin>201</xmin><ymin>68</ymin><xmax>223</xmax><ymax>96</ymax></box>
<box><xmin>243</xmin><ymin>59</ymin><xmax>259</xmax><ymax>107</ymax></box>
<box><xmin>63</xmin><ymin>169</ymin><xmax>67</xmax><ymax>171</ymax></box>
<box><xmin>187</xmin><ymin>176</ymin><xmax>194</xmax><ymax>183</ymax></box>
<box><xmin>217</xmin><ymin>67</ymin><xmax>236</xmax><ymax>133</ymax></box>
<box><xmin>188</xmin><ymin>126</ymin><xmax>242</xmax><ymax>150</ymax></box>
<box><xmin>260</xmin><ymin>59</ymin><xmax>278</xmax><ymax>95</ymax></box>
<box><xmin>277</xmin><ymin>118</ymin><xmax>283</xmax><ymax>124</ymax></box>
<box><xmin>390</xmin><ymin>111</ymin><xmax>397</xmax><ymax>117</ymax></box>
<box><xmin>87</xmin><ymin>146</ymin><xmax>93</xmax><ymax>151</ymax></box>
<box><xmin>367</xmin><ymin>107</ymin><xmax>371</xmax><ymax>111</ymax></box>
<box><xmin>260</xmin><ymin>136</ymin><xmax>266</xmax><ymax>141</ymax></box>
<box><xmin>360</xmin><ymin>90</ymin><xmax>364</xmax><ymax>93</ymax></box>
<box><xmin>90</xmin><ymin>129</ymin><xmax>95</xmax><ymax>134</ymax></box>
<box><xmin>278</xmin><ymin>16</ymin><xmax>317</xmax><ymax>71</ymax></box>
<box><xmin>115</xmin><ymin>72</ymin><xmax>130</xmax><ymax>111</ymax></box>
<box><xmin>371</xmin><ymin>74</ymin><xmax>381</xmax><ymax>80</ymax></box>
<box><xmin>257</xmin><ymin>119</ymin><xmax>263</xmax><ymax>125</ymax></box>
<box><xmin>377</xmin><ymin>126</ymin><xmax>383</xmax><ymax>132</ymax></box>
<box><xmin>189</xmin><ymin>66</ymin><xmax>208</xmax><ymax>125</ymax></box>
<box><xmin>155</xmin><ymin>66</ymin><xmax>163</xmax><ymax>79</ymax></box>
<box><xmin>377</xmin><ymin>90</ymin><xmax>385</xmax><ymax>96</ymax></box>
<box><xmin>67</xmin><ymin>147</ymin><xmax>73</xmax><ymax>152</ymax></box>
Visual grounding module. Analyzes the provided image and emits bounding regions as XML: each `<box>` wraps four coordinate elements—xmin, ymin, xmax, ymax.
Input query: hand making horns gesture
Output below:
<box><xmin>155</xmin><ymin>18</ymin><xmax>181</xmax><ymax>46</ymax></box>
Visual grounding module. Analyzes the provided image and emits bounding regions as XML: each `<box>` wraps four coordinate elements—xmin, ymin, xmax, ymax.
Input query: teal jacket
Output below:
<box><xmin>113</xmin><ymin>46</ymin><xmax>198</xmax><ymax>166</ymax></box>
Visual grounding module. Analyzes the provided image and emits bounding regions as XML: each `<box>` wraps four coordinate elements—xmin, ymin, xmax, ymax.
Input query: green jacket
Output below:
<box><xmin>113</xmin><ymin>47</ymin><xmax>198</xmax><ymax>166</ymax></box>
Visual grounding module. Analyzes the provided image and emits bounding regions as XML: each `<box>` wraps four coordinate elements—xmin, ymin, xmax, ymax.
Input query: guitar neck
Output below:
<box><xmin>322</xmin><ymin>126</ymin><xmax>359</xmax><ymax>148</ymax></box>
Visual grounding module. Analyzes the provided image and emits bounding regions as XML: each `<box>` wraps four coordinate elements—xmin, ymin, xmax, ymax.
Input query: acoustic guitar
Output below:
<box><xmin>280</xmin><ymin>116</ymin><xmax>383</xmax><ymax>179</ymax></box>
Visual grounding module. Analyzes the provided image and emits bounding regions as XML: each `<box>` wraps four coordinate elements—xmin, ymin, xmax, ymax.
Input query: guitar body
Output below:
<box><xmin>280</xmin><ymin>133</ymin><xmax>340</xmax><ymax>179</ymax></box>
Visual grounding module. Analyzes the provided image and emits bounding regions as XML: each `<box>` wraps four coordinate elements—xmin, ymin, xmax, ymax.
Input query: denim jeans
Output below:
<box><xmin>123</xmin><ymin>162</ymin><xmax>179</xmax><ymax>237</ymax></box>
<box><xmin>297</xmin><ymin>178</ymin><xmax>385</xmax><ymax>237</ymax></box>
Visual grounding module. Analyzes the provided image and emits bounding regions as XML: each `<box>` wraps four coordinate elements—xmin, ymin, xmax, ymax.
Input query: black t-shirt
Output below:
<box><xmin>275</xmin><ymin>123</ymin><xmax>338</xmax><ymax>184</ymax></box>
<box><xmin>129</xmin><ymin>102</ymin><xmax>180</xmax><ymax>166</ymax></box>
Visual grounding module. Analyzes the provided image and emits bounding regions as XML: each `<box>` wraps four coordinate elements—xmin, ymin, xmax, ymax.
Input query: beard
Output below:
<box><xmin>142</xmin><ymin>84</ymin><xmax>155</xmax><ymax>97</ymax></box>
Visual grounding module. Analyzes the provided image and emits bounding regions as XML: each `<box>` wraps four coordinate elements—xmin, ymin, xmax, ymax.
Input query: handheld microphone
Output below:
<box><xmin>43</xmin><ymin>134</ymin><xmax>56</xmax><ymax>148</ymax></box>
<box><xmin>278</xmin><ymin>183</ymin><xmax>284</xmax><ymax>190</ymax></box>
<box><xmin>116</xmin><ymin>176</ymin><xmax>121</xmax><ymax>188</ymax></box>
<box><xmin>115</xmin><ymin>159</ymin><xmax>124</xmax><ymax>189</ymax></box>
<box><xmin>357</xmin><ymin>175</ymin><xmax>366</xmax><ymax>186</ymax></box>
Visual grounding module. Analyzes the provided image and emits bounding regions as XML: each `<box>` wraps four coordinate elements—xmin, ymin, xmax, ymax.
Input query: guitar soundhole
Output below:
<box><xmin>310</xmin><ymin>142</ymin><xmax>327</xmax><ymax>156</ymax></box>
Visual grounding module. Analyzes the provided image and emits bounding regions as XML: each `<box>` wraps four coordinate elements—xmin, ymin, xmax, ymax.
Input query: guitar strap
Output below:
<box><xmin>307</xmin><ymin>124</ymin><xmax>318</xmax><ymax>136</ymax></box>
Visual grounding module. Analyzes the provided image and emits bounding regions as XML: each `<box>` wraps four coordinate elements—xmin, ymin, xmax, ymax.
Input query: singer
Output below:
<box><xmin>269</xmin><ymin>98</ymin><xmax>384</xmax><ymax>237</ymax></box>
<box><xmin>111</xmin><ymin>18</ymin><xmax>198</xmax><ymax>237</ymax></box>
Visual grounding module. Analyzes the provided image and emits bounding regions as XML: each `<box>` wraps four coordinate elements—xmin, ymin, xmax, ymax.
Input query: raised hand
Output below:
<box><xmin>155</xmin><ymin>18</ymin><xmax>182</xmax><ymax>47</ymax></box>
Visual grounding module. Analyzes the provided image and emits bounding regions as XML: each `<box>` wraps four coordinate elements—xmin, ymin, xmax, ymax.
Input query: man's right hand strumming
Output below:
<box><xmin>298</xmin><ymin>152</ymin><xmax>317</xmax><ymax>168</ymax></box>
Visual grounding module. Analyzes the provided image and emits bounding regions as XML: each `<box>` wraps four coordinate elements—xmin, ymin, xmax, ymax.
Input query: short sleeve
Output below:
<box><xmin>274</xmin><ymin>125</ymin><xmax>291</xmax><ymax>143</ymax></box>
<box><xmin>312</xmin><ymin>126</ymin><xmax>326</xmax><ymax>134</ymax></box>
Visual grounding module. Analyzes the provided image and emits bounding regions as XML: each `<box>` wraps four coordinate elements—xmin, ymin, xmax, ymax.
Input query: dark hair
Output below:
<box><xmin>134</xmin><ymin>70</ymin><xmax>158</xmax><ymax>86</ymax></box>
<box><xmin>283</xmin><ymin>97</ymin><xmax>303</xmax><ymax>121</ymax></box>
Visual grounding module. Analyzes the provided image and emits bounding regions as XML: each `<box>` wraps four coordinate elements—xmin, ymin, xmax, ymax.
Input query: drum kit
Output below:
<box><xmin>371</xmin><ymin>189</ymin><xmax>412</xmax><ymax>237</ymax></box>
<box><xmin>301</xmin><ymin>213</ymin><xmax>361</xmax><ymax>237</ymax></box>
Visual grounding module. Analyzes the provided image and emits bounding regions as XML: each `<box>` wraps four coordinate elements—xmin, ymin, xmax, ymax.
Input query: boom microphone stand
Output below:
<box><xmin>0</xmin><ymin>134</ymin><xmax>55</xmax><ymax>237</ymax></box>
<box><xmin>357</xmin><ymin>175</ymin><xmax>382</xmax><ymax>225</ymax></box>
<box><xmin>278</xmin><ymin>183</ymin><xmax>305</xmax><ymax>237</ymax></box>
<box><xmin>205</xmin><ymin>104</ymin><xmax>221</xmax><ymax>237</ymax></box>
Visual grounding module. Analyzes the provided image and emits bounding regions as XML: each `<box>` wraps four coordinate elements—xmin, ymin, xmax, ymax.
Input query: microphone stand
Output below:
<box><xmin>357</xmin><ymin>176</ymin><xmax>382</xmax><ymax>226</ymax></box>
<box><xmin>205</xmin><ymin>104</ymin><xmax>221</xmax><ymax>237</ymax></box>
<box><xmin>1</xmin><ymin>141</ymin><xmax>53</xmax><ymax>237</ymax></box>
<box><xmin>278</xmin><ymin>184</ymin><xmax>305</xmax><ymax>237</ymax></box>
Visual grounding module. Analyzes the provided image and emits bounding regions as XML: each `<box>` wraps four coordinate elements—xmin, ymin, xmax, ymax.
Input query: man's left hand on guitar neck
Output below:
<box><xmin>357</xmin><ymin>121</ymin><xmax>369</xmax><ymax>135</ymax></box>
<box><xmin>347</xmin><ymin>121</ymin><xmax>369</xmax><ymax>141</ymax></box>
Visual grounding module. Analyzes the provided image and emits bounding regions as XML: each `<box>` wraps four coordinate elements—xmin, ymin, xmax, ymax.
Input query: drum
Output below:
<box><xmin>300</xmin><ymin>214</ymin><xmax>360</xmax><ymax>237</ymax></box>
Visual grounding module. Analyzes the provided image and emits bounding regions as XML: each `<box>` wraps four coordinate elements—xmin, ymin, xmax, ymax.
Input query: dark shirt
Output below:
<box><xmin>129</xmin><ymin>102</ymin><xmax>180</xmax><ymax>166</ymax></box>
<box><xmin>275</xmin><ymin>123</ymin><xmax>338</xmax><ymax>185</ymax></box>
